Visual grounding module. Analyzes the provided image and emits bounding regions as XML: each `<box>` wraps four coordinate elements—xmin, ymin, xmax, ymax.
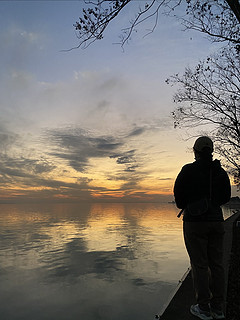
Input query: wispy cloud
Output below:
<box><xmin>0</xmin><ymin>122</ymin><xmax>151</xmax><ymax>201</ymax></box>
<box><xmin>0</xmin><ymin>114</ymin><xmax>178</xmax><ymax>202</ymax></box>
<box><xmin>45</xmin><ymin>125</ymin><xmax>150</xmax><ymax>171</ymax></box>
<box><xmin>0</xmin><ymin>156</ymin><xmax>55</xmax><ymax>179</ymax></box>
<box><xmin>46</xmin><ymin>127</ymin><xmax>124</xmax><ymax>172</ymax></box>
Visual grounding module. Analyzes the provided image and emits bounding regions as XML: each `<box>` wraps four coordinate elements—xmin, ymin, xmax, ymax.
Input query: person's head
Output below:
<box><xmin>193</xmin><ymin>136</ymin><xmax>213</xmax><ymax>161</ymax></box>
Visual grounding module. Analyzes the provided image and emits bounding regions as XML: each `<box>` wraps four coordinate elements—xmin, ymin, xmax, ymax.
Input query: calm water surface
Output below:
<box><xmin>0</xmin><ymin>202</ymin><xmax>230</xmax><ymax>320</ymax></box>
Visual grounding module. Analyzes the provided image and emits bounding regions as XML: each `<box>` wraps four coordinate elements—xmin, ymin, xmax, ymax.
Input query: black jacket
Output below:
<box><xmin>174</xmin><ymin>159</ymin><xmax>231</xmax><ymax>221</ymax></box>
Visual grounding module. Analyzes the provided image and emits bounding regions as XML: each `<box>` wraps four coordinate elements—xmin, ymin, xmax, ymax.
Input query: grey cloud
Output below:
<box><xmin>47</xmin><ymin>128</ymin><xmax>125</xmax><ymax>172</ymax></box>
<box><xmin>128</xmin><ymin>127</ymin><xmax>146</xmax><ymax>137</ymax></box>
<box><xmin>98</xmin><ymin>76</ymin><xmax>122</xmax><ymax>91</ymax></box>
<box><xmin>95</xmin><ymin>141</ymin><xmax>121</xmax><ymax>150</ymax></box>
<box><xmin>117</xmin><ymin>157</ymin><xmax>131</xmax><ymax>164</ymax></box>
<box><xmin>110</xmin><ymin>150</ymin><xmax>135</xmax><ymax>165</ymax></box>
<box><xmin>124</xmin><ymin>165</ymin><xmax>139</xmax><ymax>172</ymax></box>
<box><xmin>0</xmin><ymin>156</ymin><xmax>55</xmax><ymax>179</ymax></box>
<box><xmin>109</xmin><ymin>149</ymin><xmax>139</xmax><ymax>173</ymax></box>
<box><xmin>0</xmin><ymin>132</ymin><xmax>17</xmax><ymax>150</ymax></box>
<box><xmin>0</xmin><ymin>124</ymin><xmax>19</xmax><ymax>151</ymax></box>
<box><xmin>97</xmin><ymin>99</ymin><xmax>109</xmax><ymax>111</ymax></box>
<box><xmin>33</xmin><ymin>160</ymin><xmax>56</xmax><ymax>174</ymax></box>
<box><xmin>107</xmin><ymin>174</ymin><xmax>133</xmax><ymax>181</ymax></box>
<box><xmin>0</xmin><ymin>124</ymin><xmax>55</xmax><ymax>180</ymax></box>
<box><xmin>32</xmin><ymin>177</ymin><xmax>89</xmax><ymax>190</ymax></box>
<box><xmin>105</xmin><ymin>175</ymin><xmax>144</xmax><ymax>196</ymax></box>
<box><xmin>119</xmin><ymin>179</ymin><xmax>141</xmax><ymax>192</ymax></box>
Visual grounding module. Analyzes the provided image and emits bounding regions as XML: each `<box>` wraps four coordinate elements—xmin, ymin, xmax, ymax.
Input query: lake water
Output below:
<box><xmin>0</xmin><ymin>202</ymin><xmax>232</xmax><ymax>320</ymax></box>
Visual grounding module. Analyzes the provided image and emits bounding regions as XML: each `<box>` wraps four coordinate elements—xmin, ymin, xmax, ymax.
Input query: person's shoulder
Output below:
<box><xmin>212</xmin><ymin>159</ymin><xmax>225</xmax><ymax>172</ymax></box>
<box><xmin>180</xmin><ymin>162</ymin><xmax>196</xmax><ymax>172</ymax></box>
<box><xmin>212</xmin><ymin>159</ymin><xmax>229</xmax><ymax>176</ymax></box>
<box><xmin>212</xmin><ymin>159</ymin><xmax>221</xmax><ymax>168</ymax></box>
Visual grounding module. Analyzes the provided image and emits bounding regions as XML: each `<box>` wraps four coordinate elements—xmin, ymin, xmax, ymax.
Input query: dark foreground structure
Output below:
<box><xmin>158</xmin><ymin>211</ymin><xmax>240</xmax><ymax>320</ymax></box>
<box><xmin>225</xmin><ymin>213</ymin><xmax>240</xmax><ymax>320</ymax></box>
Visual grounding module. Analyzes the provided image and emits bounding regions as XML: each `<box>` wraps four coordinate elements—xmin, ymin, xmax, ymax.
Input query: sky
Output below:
<box><xmin>0</xmin><ymin>0</ymin><xmax>236</xmax><ymax>203</ymax></box>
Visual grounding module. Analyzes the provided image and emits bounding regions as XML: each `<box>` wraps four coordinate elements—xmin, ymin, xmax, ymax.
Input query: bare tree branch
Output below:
<box><xmin>73</xmin><ymin>0</ymin><xmax>240</xmax><ymax>49</ymax></box>
<box><xmin>169</xmin><ymin>46</ymin><xmax>240</xmax><ymax>186</ymax></box>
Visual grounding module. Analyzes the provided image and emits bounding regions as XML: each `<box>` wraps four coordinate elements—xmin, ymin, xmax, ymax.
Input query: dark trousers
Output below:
<box><xmin>183</xmin><ymin>221</ymin><xmax>225</xmax><ymax>309</ymax></box>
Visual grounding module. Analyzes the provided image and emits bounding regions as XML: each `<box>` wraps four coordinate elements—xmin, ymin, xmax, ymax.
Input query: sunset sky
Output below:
<box><xmin>0</xmin><ymin>1</ymin><xmax>236</xmax><ymax>203</ymax></box>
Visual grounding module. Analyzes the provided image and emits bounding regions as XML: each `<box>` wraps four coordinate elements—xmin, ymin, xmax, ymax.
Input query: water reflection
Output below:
<box><xmin>0</xmin><ymin>203</ymin><xmax>189</xmax><ymax>319</ymax></box>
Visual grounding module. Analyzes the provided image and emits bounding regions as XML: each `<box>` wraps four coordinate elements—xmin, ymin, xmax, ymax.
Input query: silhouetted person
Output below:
<box><xmin>174</xmin><ymin>136</ymin><xmax>231</xmax><ymax>320</ymax></box>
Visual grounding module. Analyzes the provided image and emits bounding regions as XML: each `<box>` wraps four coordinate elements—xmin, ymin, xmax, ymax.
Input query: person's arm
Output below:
<box><xmin>212</xmin><ymin>167</ymin><xmax>231</xmax><ymax>206</ymax></box>
<box><xmin>219</xmin><ymin>169</ymin><xmax>231</xmax><ymax>205</ymax></box>
<box><xmin>174</xmin><ymin>166</ymin><xmax>189</xmax><ymax>209</ymax></box>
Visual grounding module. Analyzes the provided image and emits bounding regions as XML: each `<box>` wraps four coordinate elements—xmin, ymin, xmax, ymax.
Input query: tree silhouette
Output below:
<box><xmin>169</xmin><ymin>46</ymin><xmax>240</xmax><ymax>186</ymax></box>
<box><xmin>74</xmin><ymin>0</ymin><xmax>240</xmax><ymax>49</ymax></box>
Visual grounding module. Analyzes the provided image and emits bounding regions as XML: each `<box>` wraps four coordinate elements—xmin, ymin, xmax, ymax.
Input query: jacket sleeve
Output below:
<box><xmin>213</xmin><ymin>168</ymin><xmax>231</xmax><ymax>206</ymax></box>
<box><xmin>173</xmin><ymin>165</ymin><xmax>190</xmax><ymax>209</ymax></box>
